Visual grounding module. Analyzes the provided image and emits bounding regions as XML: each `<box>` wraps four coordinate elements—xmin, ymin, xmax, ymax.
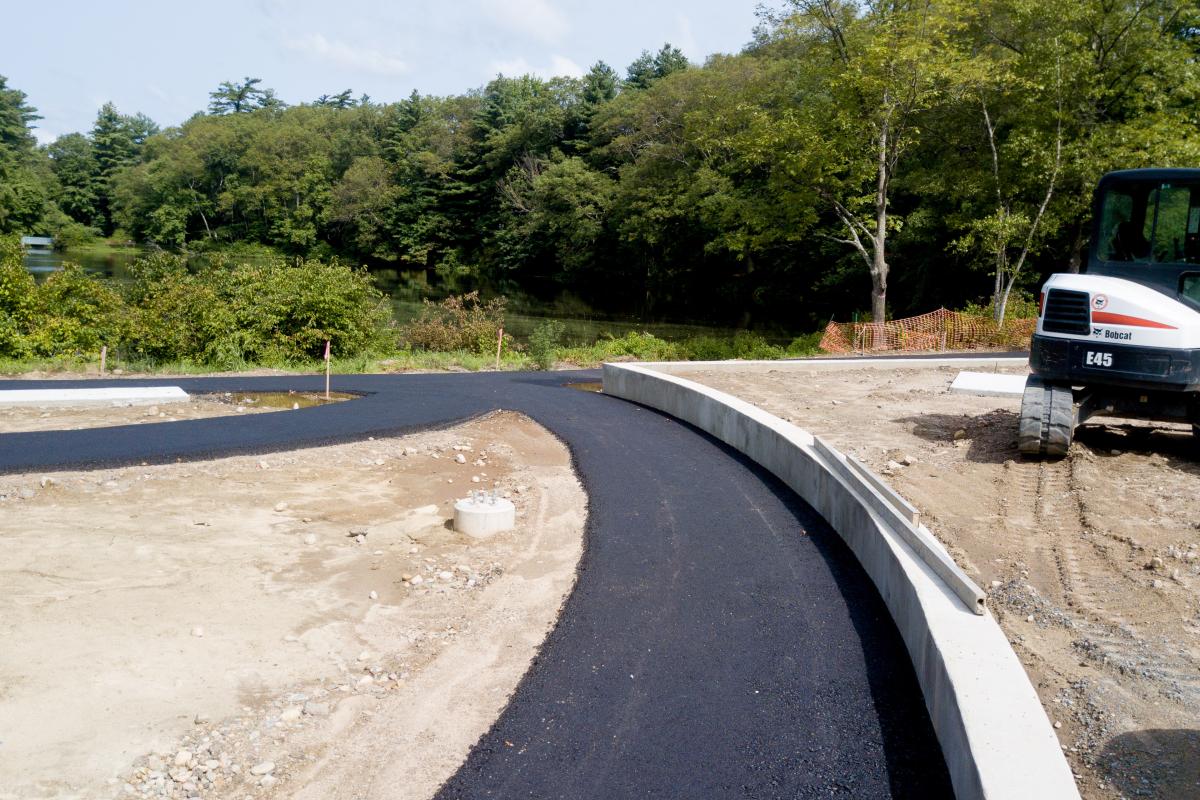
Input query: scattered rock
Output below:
<box><xmin>190</xmin><ymin>626</ymin><xmax>205</xmax><ymax>638</ymax></box>
<box><xmin>471</xmin><ymin>476</ymin><xmax>481</xmax><ymax>483</ymax></box>
<box><xmin>902</xmin><ymin>454</ymin><xmax>918</xmax><ymax>466</ymax></box>
<box><xmin>250</xmin><ymin>761</ymin><xmax>275</xmax><ymax>776</ymax></box>
<box><xmin>953</xmin><ymin>429</ymin><xmax>967</xmax><ymax>440</ymax></box>
<box><xmin>303</xmin><ymin>701</ymin><xmax>330</xmax><ymax>717</ymax></box>
<box><xmin>885</xmin><ymin>460</ymin><xmax>903</xmax><ymax>472</ymax></box>
<box><xmin>260</xmin><ymin>774</ymin><xmax>278</xmax><ymax>788</ymax></box>
<box><xmin>368</xmin><ymin>590</ymin><xmax>378</xmax><ymax>600</ymax></box>
<box><xmin>279</xmin><ymin>706</ymin><xmax>302</xmax><ymax>722</ymax></box>
<box><xmin>193</xmin><ymin>713</ymin><xmax>210</xmax><ymax>725</ymax></box>
<box><xmin>455</xmin><ymin>453</ymin><xmax>467</xmax><ymax>464</ymax></box>
<box><xmin>410</xmin><ymin>575</ymin><xmax>425</xmax><ymax>586</ymax></box>
<box><xmin>274</xmin><ymin>501</ymin><xmax>288</xmax><ymax>512</ymax></box>
<box><xmin>38</xmin><ymin>476</ymin><xmax>55</xmax><ymax>489</ymax></box>
<box><xmin>174</xmin><ymin>750</ymin><xmax>192</xmax><ymax>767</ymax></box>
<box><xmin>302</xmin><ymin>533</ymin><xmax>318</xmax><ymax>545</ymax></box>
<box><xmin>438</xmin><ymin>571</ymin><xmax>454</xmax><ymax>581</ymax></box>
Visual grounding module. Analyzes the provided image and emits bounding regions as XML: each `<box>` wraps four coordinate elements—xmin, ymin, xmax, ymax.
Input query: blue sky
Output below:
<box><xmin>6</xmin><ymin>0</ymin><xmax>763</xmax><ymax>144</ymax></box>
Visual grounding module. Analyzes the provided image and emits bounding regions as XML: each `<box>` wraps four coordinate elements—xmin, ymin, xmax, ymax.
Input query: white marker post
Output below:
<box><xmin>100</xmin><ymin>345</ymin><xmax>107</xmax><ymax>375</ymax></box>
<box><xmin>324</xmin><ymin>339</ymin><xmax>331</xmax><ymax>400</ymax></box>
<box><xmin>495</xmin><ymin>327</ymin><xmax>503</xmax><ymax>371</ymax></box>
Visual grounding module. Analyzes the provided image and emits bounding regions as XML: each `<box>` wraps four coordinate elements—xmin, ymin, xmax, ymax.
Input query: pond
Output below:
<box><xmin>24</xmin><ymin>247</ymin><xmax>804</xmax><ymax>346</ymax></box>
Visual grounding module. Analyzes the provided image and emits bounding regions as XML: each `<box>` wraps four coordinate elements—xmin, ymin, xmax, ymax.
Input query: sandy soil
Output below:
<box><xmin>0</xmin><ymin>410</ymin><xmax>585</xmax><ymax>800</ymax></box>
<box><xmin>677</xmin><ymin>363</ymin><xmax>1200</xmax><ymax>800</ymax></box>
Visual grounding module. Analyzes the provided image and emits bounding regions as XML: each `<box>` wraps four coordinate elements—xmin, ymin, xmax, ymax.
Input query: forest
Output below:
<box><xmin>1</xmin><ymin>0</ymin><xmax>1198</xmax><ymax>331</ymax></box>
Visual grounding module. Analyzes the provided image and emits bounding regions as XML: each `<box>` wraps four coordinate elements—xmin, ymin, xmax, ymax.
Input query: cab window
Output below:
<box><xmin>1098</xmin><ymin>181</ymin><xmax>1200</xmax><ymax>264</ymax></box>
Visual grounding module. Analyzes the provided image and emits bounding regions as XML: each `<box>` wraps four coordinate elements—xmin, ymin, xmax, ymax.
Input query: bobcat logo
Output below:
<box><xmin>1093</xmin><ymin>327</ymin><xmax>1103</xmax><ymax>337</ymax></box>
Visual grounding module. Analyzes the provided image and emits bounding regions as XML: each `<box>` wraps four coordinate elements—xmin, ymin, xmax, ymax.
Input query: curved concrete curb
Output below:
<box><xmin>602</xmin><ymin>362</ymin><xmax>1079</xmax><ymax>800</ymax></box>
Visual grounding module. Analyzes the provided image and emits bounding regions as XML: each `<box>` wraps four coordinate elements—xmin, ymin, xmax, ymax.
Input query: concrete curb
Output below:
<box><xmin>601</xmin><ymin>361</ymin><xmax>1079</xmax><ymax>800</ymax></box>
<box><xmin>0</xmin><ymin>386</ymin><xmax>189</xmax><ymax>407</ymax></box>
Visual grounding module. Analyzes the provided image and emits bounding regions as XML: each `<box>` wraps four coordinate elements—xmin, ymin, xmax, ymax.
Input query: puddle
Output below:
<box><xmin>563</xmin><ymin>382</ymin><xmax>602</xmax><ymax>393</ymax></box>
<box><xmin>208</xmin><ymin>391</ymin><xmax>356</xmax><ymax>409</ymax></box>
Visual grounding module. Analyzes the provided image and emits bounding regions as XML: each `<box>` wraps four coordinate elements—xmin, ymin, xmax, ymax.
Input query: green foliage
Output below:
<box><xmin>528</xmin><ymin>319</ymin><xmax>565</xmax><ymax>370</ymax></box>
<box><xmin>556</xmin><ymin>331</ymin><xmax>687</xmax><ymax>365</ymax></box>
<box><xmin>25</xmin><ymin>264</ymin><xmax>127</xmax><ymax>357</ymax></box>
<box><xmin>678</xmin><ymin>332</ymin><xmax>784</xmax><ymax>361</ymax></box>
<box><xmin>0</xmin><ymin>234</ymin><xmax>35</xmax><ymax>355</ymax></box>
<box><xmin>400</xmin><ymin>292</ymin><xmax>508</xmax><ymax>354</ymax></box>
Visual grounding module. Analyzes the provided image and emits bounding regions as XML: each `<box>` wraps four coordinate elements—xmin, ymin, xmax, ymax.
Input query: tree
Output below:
<box><xmin>315</xmin><ymin>90</ymin><xmax>356</xmax><ymax>109</ymax></box>
<box><xmin>47</xmin><ymin>133</ymin><xmax>100</xmax><ymax>226</ymax></box>
<box><xmin>625</xmin><ymin>44</ymin><xmax>690</xmax><ymax>90</ymax></box>
<box><xmin>208</xmin><ymin>77</ymin><xmax>269</xmax><ymax>114</ymax></box>
<box><xmin>0</xmin><ymin>75</ymin><xmax>50</xmax><ymax>235</ymax></box>
<box><xmin>91</xmin><ymin>102</ymin><xmax>153</xmax><ymax>234</ymax></box>
<box><xmin>757</xmin><ymin>1</ymin><xmax>978</xmax><ymax>321</ymax></box>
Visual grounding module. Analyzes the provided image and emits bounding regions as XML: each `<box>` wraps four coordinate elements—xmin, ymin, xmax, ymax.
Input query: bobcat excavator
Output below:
<box><xmin>1021</xmin><ymin>168</ymin><xmax>1200</xmax><ymax>457</ymax></box>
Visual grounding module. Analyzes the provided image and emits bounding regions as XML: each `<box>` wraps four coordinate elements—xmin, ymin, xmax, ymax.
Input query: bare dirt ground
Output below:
<box><xmin>0</xmin><ymin>410</ymin><xmax>585</xmax><ymax>800</ymax></box>
<box><xmin>677</xmin><ymin>363</ymin><xmax>1200</xmax><ymax>800</ymax></box>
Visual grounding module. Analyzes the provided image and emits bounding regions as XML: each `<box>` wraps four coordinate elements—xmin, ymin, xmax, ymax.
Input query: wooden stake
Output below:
<box><xmin>495</xmin><ymin>327</ymin><xmax>503</xmax><ymax>370</ymax></box>
<box><xmin>324</xmin><ymin>339</ymin><xmax>331</xmax><ymax>400</ymax></box>
<box><xmin>100</xmin><ymin>345</ymin><xmax>107</xmax><ymax>374</ymax></box>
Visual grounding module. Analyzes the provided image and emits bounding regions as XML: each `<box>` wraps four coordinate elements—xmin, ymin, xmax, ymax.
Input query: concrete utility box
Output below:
<box><xmin>453</xmin><ymin>492</ymin><xmax>515</xmax><ymax>539</ymax></box>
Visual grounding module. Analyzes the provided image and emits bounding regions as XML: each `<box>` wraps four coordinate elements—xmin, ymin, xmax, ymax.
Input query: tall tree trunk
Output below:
<box><xmin>871</xmin><ymin>117</ymin><xmax>890</xmax><ymax>323</ymax></box>
<box><xmin>1067</xmin><ymin>220</ymin><xmax>1084</xmax><ymax>273</ymax></box>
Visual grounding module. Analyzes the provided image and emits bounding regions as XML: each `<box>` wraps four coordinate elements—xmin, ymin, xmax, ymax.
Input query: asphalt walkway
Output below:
<box><xmin>0</xmin><ymin>371</ymin><xmax>952</xmax><ymax>798</ymax></box>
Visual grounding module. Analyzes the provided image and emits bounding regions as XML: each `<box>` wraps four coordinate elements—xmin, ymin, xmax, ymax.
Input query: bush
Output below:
<box><xmin>400</xmin><ymin>292</ymin><xmax>508</xmax><ymax>354</ymax></box>
<box><xmin>528</xmin><ymin>319</ymin><xmax>565</xmax><ymax>370</ymax></box>
<box><xmin>25</xmin><ymin>264</ymin><xmax>128</xmax><ymax>357</ymax></box>
<box><xmin>679</xmin><ymin>331</ymin><xmax>784</xmax><ymax>361</ymax></box>
<box><xmin>556</xmin><ymin>331</ymin><xmax>687</xmax><ymax>366</ymax></box>
<box><xmin>0</xmin><ymin>236</ymin><xmax>35</xmax><ymax>356</ymax></box>
<box><xmin>125</xmin><ymin>256</ymin><xmax>391</xmax><ymax>366</ymax></box>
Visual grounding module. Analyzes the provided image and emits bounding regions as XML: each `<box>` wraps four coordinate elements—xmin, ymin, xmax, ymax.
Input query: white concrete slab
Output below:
<box><xmin>949</xmin><ymin>371</ymin><xmax>1028</xmax><ymax>397</ymax></box>
<box><xmin>0</xmin><ymin>386</ymin><xmax>189</xmax><ymax>407</ymax></box>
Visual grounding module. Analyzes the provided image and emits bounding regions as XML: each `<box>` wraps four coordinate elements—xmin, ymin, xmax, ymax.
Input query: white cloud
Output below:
<box><xmin>285</xmin><ymin>33</ymin><xmax>408</xmax><ymax>77</ymax></box>
<box><xmin>488</xmin><ymin>54</ymin><xmax>583</xmax><ymax>79</ymax></box>
<box><xmin>480</xmin><ymin>0</ymin><xmax>569</xmax><ymax>44</ymax></box>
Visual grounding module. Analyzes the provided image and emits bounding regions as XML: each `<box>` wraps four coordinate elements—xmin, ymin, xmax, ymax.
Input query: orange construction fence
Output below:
<box><xmin>819</xmin><ymin>308</ymin><xmax>1035</xmax><ymax>354</ymax></box>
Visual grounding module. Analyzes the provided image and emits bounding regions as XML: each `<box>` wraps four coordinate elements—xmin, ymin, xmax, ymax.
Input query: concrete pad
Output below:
<box><xmin>0</xmin><ymin>386</ymin><xmax>189</xmax><ymax>407</ymax></box>
<box><xmin>950</xmin><ymin>371</ymin><xmax>1028</xmax><ymax>397</ymax></box>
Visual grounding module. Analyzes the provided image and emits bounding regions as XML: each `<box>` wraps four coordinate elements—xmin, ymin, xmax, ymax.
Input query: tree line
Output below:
<box><xmin>1</xmin><ymin>0</ymin><xmax>1197</xmax><ymax>327</ymax></box>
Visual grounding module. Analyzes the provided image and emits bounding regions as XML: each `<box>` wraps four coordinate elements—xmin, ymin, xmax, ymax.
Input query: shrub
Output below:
<box><xmin>400</xmin><ymin>292</ymin><xmax>508</xmax><ymax>354</ymax></box>
<box><xmin>25</xmin><ymin>264</ymin><xmax>128</xmax><ymax>357</ymax></box>
<box><xmin>0</xmin><ymin>236</ymin><xmax>34</xmax><ymax>356</ymax></box>
<box><xmin>556</xmin><ymin>331</ymin><xmax>687</xmax><ymax>366</ymax></box>
<box><xmin>528</xmin><ymin>319</ymin><xmax>565</xmax><ymax>370</ymax></box>
<box><xmin>679</xmin><ymin>331</ymin><xmax>784</xmax><ymax>361</ymax></box>
<box><xmin>123</xmin><ymin>255</ymin><xmax>392</xmax><ymax>367</ymax></box>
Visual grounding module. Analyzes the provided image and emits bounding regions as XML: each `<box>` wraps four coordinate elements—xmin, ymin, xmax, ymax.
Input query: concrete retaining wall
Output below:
<box><xmin>602</xmin><ymin>361</ymin><xmax>1079</xmax><ymax>800</ymax></box>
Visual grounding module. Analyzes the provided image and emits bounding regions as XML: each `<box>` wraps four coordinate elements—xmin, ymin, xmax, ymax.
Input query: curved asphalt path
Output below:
<box><xmin>0</xmin><ymin>372</ymin><xmax>952</xmax><ymax>798</ymax></box>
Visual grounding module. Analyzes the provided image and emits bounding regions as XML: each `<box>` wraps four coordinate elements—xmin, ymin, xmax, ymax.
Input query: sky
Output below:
<box><xmin>5</xmin><ymin>0</ymin><xmax>764</xmax><ymax>144</ymax></box>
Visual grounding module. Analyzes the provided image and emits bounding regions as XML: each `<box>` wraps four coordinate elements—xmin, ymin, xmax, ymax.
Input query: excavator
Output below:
<box><xmin>1021</xmin><ymin>168</ymin><xmax>1200</xmax><ymax>457</ymax></box>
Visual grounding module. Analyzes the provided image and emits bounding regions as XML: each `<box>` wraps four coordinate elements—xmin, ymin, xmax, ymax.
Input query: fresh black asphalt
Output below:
<box><xmin>0</xmin><ymin>371</ymin><xmax>953</xmax><ymax>798</ymax></box>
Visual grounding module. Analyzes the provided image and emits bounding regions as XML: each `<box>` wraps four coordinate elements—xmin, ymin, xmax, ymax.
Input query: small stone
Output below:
<box><xmin>258</xmin><ymin>460</ymin><xmax>269</xmax><ymax>470</ymax></box>
<box><xmin>953</xmin><ymin>429</ymin><xmax>967</xmax><ymax>440</ymax></box>
<box><xmin>411</xmin><ymin>575</ymin><xmax>425</xmax><ymax>586</ymax></box>
<box><xmin>169</xmin><ymin>767</ymin><xmax>191</xmax><ymax>783</ymax></box>
<box><xmin>1111</xmin><ymin>449</ymin><xmax>1122</xmax><ymax>456</ymax></box>
<box><xmin>990</xmin><ymin>580</ymin><xmax>1002</xmax><ymax>589</ymax></box>
<box><xmin>303</xmin><ymin>701</ymin><xmax>330</xmax><ymax>717</ymax></box>
<box><xmin>885</xmin><ymin>460</ymin><xmax>903</xmax><ymax>472</ymax></box>
<box><xmin>274</xmin><ymin>501</ymin><xmax>288</xmax><ymax>512</ymax></box>
<box><xmin>302</xmin><ymin>533</ymin><xmax>318</xmax><ymax>545</ymax></box>
<box><xmin>175</xmin><ymin>750</ymin><xmax>193</xmax><ymax>767</ymax></box>
<box><xmin>455</xmin><ymin>453</ymin><xmax>467</xmax><ymax>464</ymax></box>
<box><xmin>471</xmin><ymin>476</ymin><xmax>481</xmax><ymax>483</ymax></box>
<box><xmin>1149</xmin><ymin>557</ymin><xmax>1165</xmax><ymax>571</ymax></box>
<box><xmin>355</xmin><ymin>535</ymin><xmax>366</xmax><ymax>544</ymax></box>
<box><xmin>368</xmin><ymin>590</ymin><xmax>378</xmax><ymax>600</ymax></box>
<box><xmin>438</xmin><ymin>571</ymin><xmax>454</xmax><ymax>581</ymax></box>
<box><xmin>249</xmin><ymin>761</ymin><xmax>275</xmax><ymax>776</ymax></box>
<box><xmin>1152</xmin><ymin>579</ymin><xmax>1165</xmax><ymax>589</ymax></box>
<box><xmin>260</xmin><ymin>774</ymin><xmax>278</xmax><ymax>788</ymax></box>
<box><xmin>194</xmin><ymin>713</ymin><xmax>210</xmax><ymax>725</ymax></box>
<box><xmin>190</xmin><ymin>626</ymin><xmax>205</xmax><ymax>638</ymax></box>
<box><xmin>1054</xmin><ymin>721</ymin><xmax>1062</xmax><ymax>729</ymax></box>
<box><xmin>38</xmin><ymin>476</ymin><xmax>55</xmax><ymax>488</ymax></box>
<box><xmin>279</xmin><ymin>707</ymin><xmax>302</xmax><ymax>722</ymax></box>
<box><xmin>902</xmin><ymin>454</ymin><xmax>918</xmax><ymax>466</ymax></box>
<box><xmin>1026</xmin><ymin>614</ymin><xmax>1035</xmax><ymax>623</ymax></box>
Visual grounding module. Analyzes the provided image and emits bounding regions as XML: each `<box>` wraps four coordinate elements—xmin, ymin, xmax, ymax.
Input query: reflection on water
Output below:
<box><xmin>22</xmin><ymin>247</ymin><xmax>141</xmax><ymax>282</ymax></box>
